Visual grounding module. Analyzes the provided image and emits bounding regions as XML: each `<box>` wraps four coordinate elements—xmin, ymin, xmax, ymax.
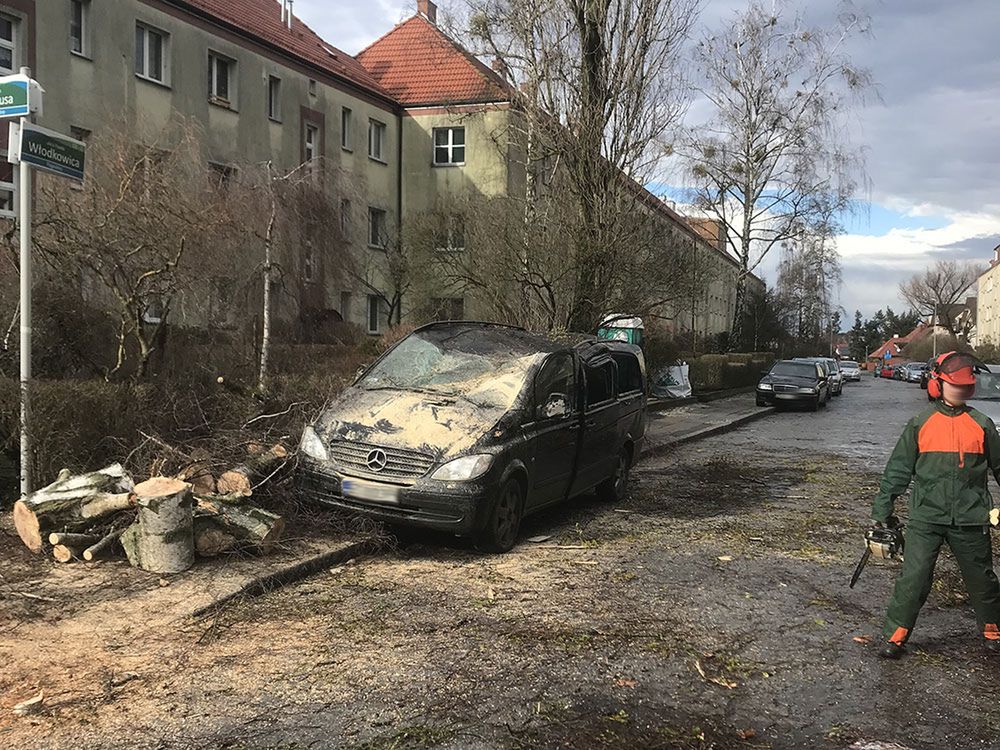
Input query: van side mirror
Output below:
<box><xmin>539</xmin><ymin>393</ymin><xmax>569</xmax><ymax>419</ymax></box>
<box><xmin>354</xmin><ymin>365</ymin><xmax>368</xmax><ymax>382</ymax></box>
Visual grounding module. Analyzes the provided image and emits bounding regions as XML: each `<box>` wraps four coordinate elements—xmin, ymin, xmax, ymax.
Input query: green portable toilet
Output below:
<box><xmin>598</xmin><ymin>314</ymin><xmax>644</xmax><ymax>345</ymax></box>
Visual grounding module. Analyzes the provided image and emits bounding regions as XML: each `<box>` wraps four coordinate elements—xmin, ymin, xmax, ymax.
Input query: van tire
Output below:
<box><xmin>597</xmin><ymin>450</ymin><xmax>630</xmax><ymax>503</ymax></box>
<box><xmin>476</xmin><ymin>477</ymin><xmax>524</xmax><ymax>553</ymax></box>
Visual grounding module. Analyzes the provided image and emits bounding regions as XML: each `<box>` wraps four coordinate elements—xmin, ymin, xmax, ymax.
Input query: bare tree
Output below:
<box><xmin>682</xmin><ymin>0</ymin><xmax>871</xmax><ymax>346</ymax></box>
<box><xmin>775</xmin><ymin>222</ymin><xmax>842</xmax><ymax>353</ymax></box>
<box><xmin>32</xmin><ymin>122</ymin><xmax>240</xmax><ymax>379</ymax></box>
<box><xmin>466</xmin><ymin>0</ymin><xmax>700</xmax><ymax>331</ymax></box>
<box><xmin>899</xmin><ymin>260</ymin><xmax>983</xmax><ymax>340</ymax></box>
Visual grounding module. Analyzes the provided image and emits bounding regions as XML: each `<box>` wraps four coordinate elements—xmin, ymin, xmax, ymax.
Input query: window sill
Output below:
<box><xmin>268</xmin><ymin>116</ymin><xmax>282</xmax><ymax>124</ymax></box>
<box><xmin>209</xmin><ymin>97</ymin><xmax>238</xmax><ymax>112</ymax></box>
<box><xmin>342</xmin><ymin>146</ymin><xmax>353</xmax><ymax>153</ymax></box>
<box><xmin>368</xmin><ymin>156</ymin><xmax>388</xmax><ymax>165</ymax></box>
<box><xmin>432</xmin><ymin>162</ymin><xmax>465</xmax><ymax>168</ymax></box>
<box><xmin>70</xmin><ymin>50</ymin><xmax>93</xmax><ymax>62</ymax></box>
<box><xmin>135</xmin><ymin>73</ymin><xmax>171</xmax><ymax>89</ymax></box>
<box><xmin>367</xmin><ymin>244</ymin><xmax>387</xmax><ymax>251</ymax></box>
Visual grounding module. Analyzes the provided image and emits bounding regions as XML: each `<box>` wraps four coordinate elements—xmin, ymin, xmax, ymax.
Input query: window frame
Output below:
<box><xmin>0</xmin><ymin>13</ymin><xmax>16</xmax><ymax>76</ymax></box>
<box><xmin>367</xmin><ymin>294</ymin><xmax>381</xmax><ymax>335</ymax></box>
<box><xmin>267</xmin><ymin>75</ymin><xmax>282</xmax><ymax>122</ymax></box>
<box><xmin>436</xmin><ymin>214</ymin><xmax>465</xmax><ymax>252</ymax></box>
<box><xmin>368</xmin><ymin>119</ymin><xmax>386</xmax><ymax>163</ymax></box>
<box><xmin>70</xmin><ymin>0</ymin><xmax>91</xmax><ymax>58</ymax></box>
<box><xmin>208</xmin><ymin>50</ymin><xmax>237</xmax><ymax>108</ymax></box>
<box><xmin>341</xmin><ymin>107</ymin><xmax>353</xmax><ymax>151</ymax></box>
<box><xmin>303</xmin><ymin>123</ymin><xmax>320</xmax><ymax>178</ymax></box>
<box><xmin>432</xmin><ymin>127</ymin><xmax>466</xmax><ymax>166</ymax></box>
<box><xmin>135</xmin><ymin>22</ymin><xmax>169</xmax><ymax>86</ymax></box>
<box><xmin>533</xmin><ymin>352</ymin><xmax>577</xmax><ymax>420</ymax></box>
<box><xmin>611</xmin><ymin>352</ymin><xmax>643</xmax><ymax>396</ymax></box>
<box><xmin>340</xmin><ymin>198</ymin><xmax>351</xmax><ymax>240</ymax></box>
<box><xmin>0</xmin><ymin>152</ymin><xmax>16</xmax><ymax>219</ymax></box>
<box><xmin>583</xmin><ymin>359</ymin><xmax>618</xmax><ymax>409</ymax></box>
<box><xmin>368</xmin><ymin>206</ymin><xmax>387</xmax><ymax>249</ymax></box>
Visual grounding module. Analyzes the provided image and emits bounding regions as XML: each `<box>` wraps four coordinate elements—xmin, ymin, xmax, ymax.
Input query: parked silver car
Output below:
<box><xmin>839</xmin><ymin>360</ymin><xmax>862</xmax><ymax>381</ymax></box>
<box><xmin>904</xmin><ymin>362</ymin><xmax>928</xmax><ymax>383</ymax></box>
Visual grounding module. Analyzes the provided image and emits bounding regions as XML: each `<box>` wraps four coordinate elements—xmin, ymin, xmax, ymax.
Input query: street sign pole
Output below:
<box><xmin>18</xmin><ymin>66</ymin><xmax>31</xmax><ymax>496</ymax></box>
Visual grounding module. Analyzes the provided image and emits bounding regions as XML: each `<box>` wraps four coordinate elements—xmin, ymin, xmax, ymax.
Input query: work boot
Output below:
<box><xmin>879</xmin><ymin>641</ymin><xmax>905</xmax><ymax>659</ymax></box>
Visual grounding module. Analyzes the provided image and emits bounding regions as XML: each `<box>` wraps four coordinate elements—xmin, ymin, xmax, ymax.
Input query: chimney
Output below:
<box><xmin>417</xmin><ymin>0</ymin><xmax>437</xmax><ymax>25</ymax></box>
<box><xmin>286</xmin><ymin>0</ymin><xmax>294</xmax><ymax>30</ymax></box>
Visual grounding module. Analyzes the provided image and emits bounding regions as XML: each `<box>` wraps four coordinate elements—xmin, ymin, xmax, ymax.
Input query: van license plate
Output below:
<box><xmin>342</xmin><ymin>478</ymin><xmax>400</xmax><ymax>504</ymax></box>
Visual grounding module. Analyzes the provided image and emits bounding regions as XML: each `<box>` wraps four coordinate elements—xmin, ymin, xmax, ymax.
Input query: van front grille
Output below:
<box><xmin>329</xmin><ymin>441</ymin><xmax>435</xmax><ymax>482</ymax></box>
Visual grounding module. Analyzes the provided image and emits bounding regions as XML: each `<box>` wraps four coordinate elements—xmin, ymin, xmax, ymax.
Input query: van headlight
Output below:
<box><xmin>758</xmin><ymin>383</ymin><xmax>773</xmax><ymax>391</ymax></box>
<box><xmin>300</xmin><ymin>425</ymin><xmax>329</xmax><ymax>461</ymax></box>
<box><xmin>431</xmin><ymin>454</ymin><xmax>493</xmax><ymax>481</ymax></box>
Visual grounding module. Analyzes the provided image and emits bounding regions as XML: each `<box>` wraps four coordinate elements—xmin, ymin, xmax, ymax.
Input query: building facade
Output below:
<box><xmin>2</xmin><ymin>0</ymin><xmax>759</xmax><ymax>340</ymax></box>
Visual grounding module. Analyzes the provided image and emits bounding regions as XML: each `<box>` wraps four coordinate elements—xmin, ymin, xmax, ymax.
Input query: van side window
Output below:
<box><xmin>612</xmin><ymin>352</ymin><xmax>642</xmax><ymax>395</ymax></box>
<box><xmin>534</xmin><ymin>354</ymin><xmax>575</xmax><ymax>419</ymax></box>
<box><xmin>584</xmin><ymin>361</ymin><xmax>616</xmax><ymax>407</ymax></box>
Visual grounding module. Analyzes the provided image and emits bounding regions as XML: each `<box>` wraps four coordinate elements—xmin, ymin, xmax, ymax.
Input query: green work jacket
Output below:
<box><xmin>872</xmin><ymin>401</ymin><xmax>1000</xmax><ymax>526</ymax></box>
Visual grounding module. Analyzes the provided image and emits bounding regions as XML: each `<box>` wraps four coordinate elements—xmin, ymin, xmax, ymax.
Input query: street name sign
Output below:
<box><xmin>0</xmin><ymin>74</ymin><xmax>42</xmax><ymax>118</ymax></box>
<box><xmin>8</xmin><ymin>122</ymin><xmax>85</xmax><ymax>182</ymax></box>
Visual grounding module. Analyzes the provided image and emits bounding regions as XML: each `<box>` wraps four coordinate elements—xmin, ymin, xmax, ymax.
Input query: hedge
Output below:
<box><xmin>686</xmin><ymin>352</ymin><xmax>776</xmax><ymax>392</ymax></box>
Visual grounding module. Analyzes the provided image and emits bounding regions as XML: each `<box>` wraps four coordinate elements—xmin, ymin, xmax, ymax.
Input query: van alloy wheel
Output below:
<box><xmin>477</xmin><ymin>478</ymin><xmax>524</xmax><ymax>553</ymax></box>
<box><xmin>597</xmin><ymin>451</ymin><xmax>630</xmax><ymax>503</ymax></box>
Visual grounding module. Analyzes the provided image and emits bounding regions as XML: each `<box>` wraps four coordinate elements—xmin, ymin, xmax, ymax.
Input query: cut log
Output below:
<box><xmin>196</xmin><ymin>497</ymin><xmax>285</xmax><ymax>551</ymax></box>
<box><xmin>177</xmin><ymin>461</ymin><xmax>216</xmax><ymax>496</ymax></box>
<box><xmin>216</xmin><ymin>443</ymin><xmax>288</xmax><ymax>497</ymax></box>
<box><xmin>83</xmin><ymin>528</ymin><xmax>124</xmax><ymax>562</ymax></box>
<box><xmin>193</xmin><ymin>517</ymin><xmax>239</xmax><ymax>557</ymax></box>
<box><xmin>123</xmin><ymin>477</ymin><xmax>194</xmax><ymax>574</ymax></box>
<box><xmin>13</xmin><ymin>464</ymin><xmax>135</xmax><ymax>553</ymax></box>
<box><xmin>48</xmin><ymin>532</ymin><xmax>101</xmax><ymax>548</ymax></box>
<box><xmin>52</xmin><ymin>544</ymin><xmax>77</xmax><ymax>563</ymax></box>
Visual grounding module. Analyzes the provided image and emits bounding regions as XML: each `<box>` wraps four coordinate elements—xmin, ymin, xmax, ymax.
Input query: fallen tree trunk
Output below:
<box><xmin>193</xmin><ymin>517</ymin><xmax>239</xmax><ymax>557</ymax></box>
<box><xmin>195</xmin><ymin>497</ymin><xmax>285</xmax><ymax>552</ymax></box>
<box><xmin>13</xmin><ymin>465</ymin><xmax>135</xmax><ymax>553</ymax></box>
<box><xmin>216</xmin><ymin>444</ymin><xmax>288</xmax><ymax>497</ymax></box>
<box><xmin>121</xmin><ymin>477</ymin><xmax>194</xmax><ymax>574</ymax></box>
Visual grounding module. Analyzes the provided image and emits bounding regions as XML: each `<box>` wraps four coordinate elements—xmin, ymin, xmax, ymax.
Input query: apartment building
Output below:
<box><xmin>1</xmin><ymin>0</ymin><xmax>759</xmax><ymax>340</ymax></box>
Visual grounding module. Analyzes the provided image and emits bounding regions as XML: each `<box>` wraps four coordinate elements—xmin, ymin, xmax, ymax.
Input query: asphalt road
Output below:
<box><xmin>7</xmin><ymin>374</ymin><xmax>999</xmax><ymax>750</ymax></box>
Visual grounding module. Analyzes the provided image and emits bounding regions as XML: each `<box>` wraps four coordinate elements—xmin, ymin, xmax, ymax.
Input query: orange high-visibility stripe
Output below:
<box><xmin>986</xmin><ymin>624</ymin><xmax>1000</xmax><ymax>641</ymax></box>
<box><xmin>917</xmin><ymin>411</ymin><xmax>985</xmax><ymax>466</ymax></box>
<box><xmin>890</xmin><ymin>627</ymin><xmax>909</xmax><ymax>645</ymax></box>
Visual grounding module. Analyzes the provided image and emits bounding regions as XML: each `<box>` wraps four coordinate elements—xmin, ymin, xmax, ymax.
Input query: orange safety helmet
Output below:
<box><xmin>927</xmin><ymin>351</ymin><xmax>982</xmax><ymax>399</ymax></box>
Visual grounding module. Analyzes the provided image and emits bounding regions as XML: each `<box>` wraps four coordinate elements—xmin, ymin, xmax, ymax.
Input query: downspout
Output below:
<box><xmin>396</xmin><ymin>108</ymin><xmax>404</xmax><ymax>325</ymax></box>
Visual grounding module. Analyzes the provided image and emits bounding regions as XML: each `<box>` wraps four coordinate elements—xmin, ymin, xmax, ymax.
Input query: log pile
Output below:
<box><xmin>10</xmin><ymin>444</ymin><xmax>289</xmax><ymax>574</ymax></box>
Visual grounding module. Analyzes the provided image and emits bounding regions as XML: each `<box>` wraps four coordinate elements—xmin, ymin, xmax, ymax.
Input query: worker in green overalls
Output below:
<box><xmin>872</xmin><ymin>351</ymin><xmax>1000</xmax><ymax>659</ymax></box>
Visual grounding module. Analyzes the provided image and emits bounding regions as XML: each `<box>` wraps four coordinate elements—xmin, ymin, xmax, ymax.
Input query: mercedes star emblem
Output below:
<box><xmin>366</xmin><ymin>449</ymin><xmax>388</xmax><ymax>472</ymax></box>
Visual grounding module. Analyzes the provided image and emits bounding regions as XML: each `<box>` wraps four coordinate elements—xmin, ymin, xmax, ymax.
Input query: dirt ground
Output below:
<box><xmin>2</xmin><ymin>377</ymin><xmax>999</xmax><ymax>749</ymax></box>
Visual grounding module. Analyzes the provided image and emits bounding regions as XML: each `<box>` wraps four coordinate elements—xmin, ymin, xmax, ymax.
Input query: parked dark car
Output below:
<box><xmin>297</xmin><ymin>322</ymin><xmax>647</xmax><ymax>552</ymax></box>
<box><xmin>756</xmin><ymin>359</ymin><xmax>830</xmax><ymax>411</ymax></box>
<box><xmin>920</xmin><ymin>357</ymin><xmax>934</xmax><ymax>390</ymax></box>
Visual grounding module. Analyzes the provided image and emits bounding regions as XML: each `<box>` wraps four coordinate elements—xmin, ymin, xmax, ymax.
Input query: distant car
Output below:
<box><xmin>905</xmin><ymin>362</ymin><xmax>928</xmax><ymax>383</ymax></box>
<box><xmin>880</xmin><ymin>364</ymin><xmax>895</xmax><ymax>378</ymax></box>
<box><xmin>757</xmin><ymin>360</ymin><xmax>830</xmax><ymax>411</ymax></box>
<box><xmin>795</xmin><ymin>357</ymin><xmax>843</xmax><ymax>397</ymax></box>
<box><xmin>840</xmin><ymin>361</ymin><xmax>862</xmax><ymax>381</ymax></box>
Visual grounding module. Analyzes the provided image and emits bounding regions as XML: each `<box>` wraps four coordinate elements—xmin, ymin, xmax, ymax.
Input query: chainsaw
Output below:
<box><xmin>849</xmin><ymin>524</ymin><xmax>905</xmax><ymax>589</ymax></box>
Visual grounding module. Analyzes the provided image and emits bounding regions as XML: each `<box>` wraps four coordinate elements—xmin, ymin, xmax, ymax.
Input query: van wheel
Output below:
<box><xmin>597</xmin><ymin>450</ymin><xmax>630</xmax><ymax>503</ymax></box>
<box><xmin>477</xmin><ymin>477</ymin><xmax>524</xmax><ymax>553</ymax></box>
<box><xmin>810</xmin><ymin>396</ymin><xmax>820</xmax><ymax>412</ymax></box>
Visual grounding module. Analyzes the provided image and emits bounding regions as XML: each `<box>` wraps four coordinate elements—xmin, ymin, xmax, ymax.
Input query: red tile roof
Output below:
<box><xmin>356</xmin><ymin>15</ymin><xmax>509</xmax><ymax>106</ymax></box>
<box><xmin>177</xmin><ymin>0</ymin><xmax>391</xmax><ymax>101</ymax></box>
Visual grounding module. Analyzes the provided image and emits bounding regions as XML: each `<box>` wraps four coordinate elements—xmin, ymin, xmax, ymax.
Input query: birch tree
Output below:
<box><xmin>683</xmin><ymin>0</ymin><xmax>871</xmax><ymax>347</ymax></box>
<box><xmin>466</xmin><ymin>0</ymin><xmax>700</xmax><ymax>331</ymax></box>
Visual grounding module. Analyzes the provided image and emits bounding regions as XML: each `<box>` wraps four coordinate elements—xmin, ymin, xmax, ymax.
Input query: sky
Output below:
<box><xmin>292</xmin><ymin>0</ymin><xmax>1000</xmax><ymax>320</ymax></box>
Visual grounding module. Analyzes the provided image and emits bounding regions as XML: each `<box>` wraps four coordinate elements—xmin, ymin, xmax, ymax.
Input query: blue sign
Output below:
<box><xmin>0</xmin><ymin>78</ymin><xmax>29</xmax><ymax>118</ymax></box>
<box><xmin>884</xmin><ymin>350</ymin><xmax>892</xmax><ymax>360</ymax></box>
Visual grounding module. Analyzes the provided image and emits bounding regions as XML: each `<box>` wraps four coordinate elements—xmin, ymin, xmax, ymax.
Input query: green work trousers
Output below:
<box><xmin>883</xmin><ymin>521</ymin><xmax>1000</xmax><ymax>640</ymax></box>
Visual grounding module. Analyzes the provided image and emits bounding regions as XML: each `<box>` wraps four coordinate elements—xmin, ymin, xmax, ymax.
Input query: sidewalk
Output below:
<box><xmin>641</xmin><ymin>392</ymin><xmax>774</xmax><ymax>458</ymax></box>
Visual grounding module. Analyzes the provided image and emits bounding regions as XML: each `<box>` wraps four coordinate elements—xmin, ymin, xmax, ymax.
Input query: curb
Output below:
<box><xmin>189</xmin><ymin>538</ymin><xmax>379</xmax><ymax>619</ymax></box>
<box><xmin>640</xmin><ymin>406</ymin><xmax>775</xmax><ymax>460</ymax></box>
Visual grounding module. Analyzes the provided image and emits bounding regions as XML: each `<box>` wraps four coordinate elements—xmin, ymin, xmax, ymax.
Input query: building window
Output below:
<box><xmin>341</xmin><ymin>107</ymin><xmax>352</xmax><ymax>151</ymax></box>
<box><xmin>437</xmin><ymin>214</ymin><xmax>465</xmax><ymax>251</ymax></box>
<box><xmin>70</xmin><ymin>1</ymin><xmax>90</xmax><ymax>57</ymax></box>
<box><xmin>0</xmin><ymin>14</ymin><xmax>17</xmax><ymax>75</ymax></box>
<box><xmin>308</xmin><ymin>79</ymin><xmax>317</xmax><ymax>96</ymax></box>
<box><xmin>340</xmin><ymin>198</ymin><xmax>351</xmax><ymax>240</ymax></box>
<box><xmin>208</xmin><ymin>52</ymin><xmax>236</xmax><ymax>107</ymax></box>
<box><xmin>433</xmin><ymin>127</ymin><xmax>465</xmax><ymax>165</ymax></box>
<box><xmin>368</xmin><ymin>207</ymin><xmax>386</xmax><ymax>248</ymax></box>
<box><xmin>304</xmin><ymin>123</ymin><xmax>321</xmax><ymax>179</ymax></box>
<box><xmin>267</xmin><ymin>76</ymin><xmax>281</xmax><ymax>121</ymax></box>
<box><xmin>0</xmin><ymin>156</ymin><xmax>15</xmax><ymax>218</ymax></box>
<box><xmin>135</xmin><ymin>23</ymin><xmax>168</xmax><ymax>84</ymax></box>
<box><xmin>340</xmin><ymin>291</ymin><xmax>352</xmax><ymax>322</ymax></box>
<box><xmin>367</xmin><ymin>295</ymin><xmax>381</xmax><ymax>335</ymax></box>
<box><xmin>368</xmin><ymin>119</ymin><xmax>386</xmax><ymax>162</ymax></box>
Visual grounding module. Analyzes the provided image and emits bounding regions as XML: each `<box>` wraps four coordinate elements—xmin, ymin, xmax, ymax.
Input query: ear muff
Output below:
<box><xmin>928</xmin><ymin>375</ymin><xmax>942</xmax><ymax>399</ymax></box>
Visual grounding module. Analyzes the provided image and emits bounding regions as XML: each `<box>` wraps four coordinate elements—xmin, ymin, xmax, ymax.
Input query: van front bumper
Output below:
<box><xmin>296</xmin><ymin>460</ymin><xmax>494</xmax><ymax>536</ymax></box>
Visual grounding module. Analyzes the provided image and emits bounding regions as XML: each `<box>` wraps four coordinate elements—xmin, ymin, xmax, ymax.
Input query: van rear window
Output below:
<box><xmin>612</xmin><ymin>353</ymin><xmax>642</xmax><ymax>394</ymax></box>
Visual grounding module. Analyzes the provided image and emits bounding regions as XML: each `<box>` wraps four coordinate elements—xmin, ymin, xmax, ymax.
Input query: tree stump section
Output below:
<box><xmin>13</xmin><ymin>464</ymin><xmax>135</xmax><ymax>553</ymax></box>
<box><xmin>121</xmin><ymin>477</ymin><xmax>194</xmax><ymax>574</ymax></box>
<box><xmin>196</xmin><ymin>497</ymin><xmax>285</xmax><ymax>552</ymax></box>
<box><xmin>216</xmin><ymin>444</ymin><xmax>289</xmax><ymax>497</ymax></box>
